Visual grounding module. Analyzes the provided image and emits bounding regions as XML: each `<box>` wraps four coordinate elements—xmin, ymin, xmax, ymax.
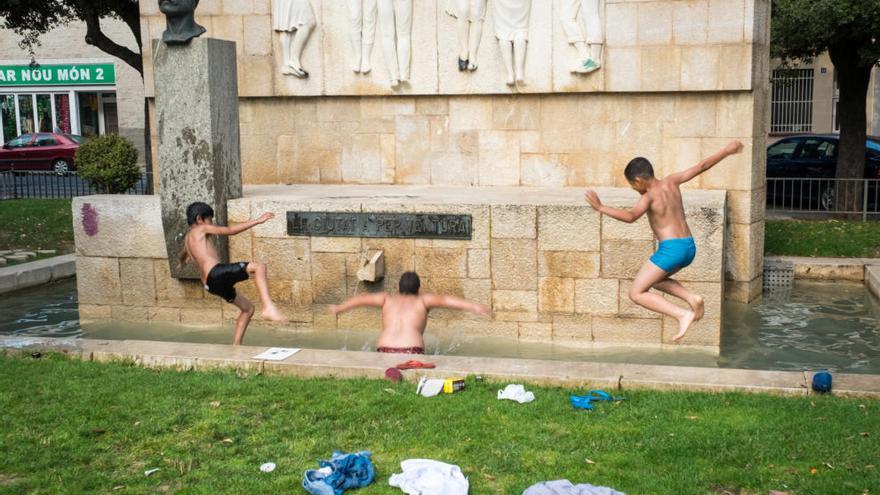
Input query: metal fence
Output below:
<box><xmin>0</xmin><ymin>170</ymin><xmax>153</xmax><ymax>200</ymax></box>
<box><xmin>766</xmin><ymin>177</ymin><xmax>880</xmax><ymax>220</ymax></box>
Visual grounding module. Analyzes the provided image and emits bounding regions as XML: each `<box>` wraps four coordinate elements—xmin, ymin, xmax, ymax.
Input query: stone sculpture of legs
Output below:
<box><xmin>494</xmin><ymin>0</ymin><xmax>531</xmax><ymax>85</ymax></box>
<box><xmin>348</xmin><ymin>0</ymin><xmax>378</xmax><ymax>73</ymax></box>
<box><xmin>377</xmin><ymin>0</ymin><xmax>413</xmax><ymax>87</ymax></box>
<box><xmin>561</xmin><ymin>0</ymin><xmax>603</xmax><ymax>74</ymax></box>
<box><xmin>450</xmin><ymin>0</ymin><xmax>488</xmax><ymax>71</ymax></box>
<box><xmin>279</xmin><ymin>21</ymin><xmax>316</xmax><ymax>77</ymax></box>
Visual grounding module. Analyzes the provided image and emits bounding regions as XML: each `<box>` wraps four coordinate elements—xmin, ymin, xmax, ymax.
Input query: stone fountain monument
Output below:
<box><xmin>73</xmin><ymin>0</ymin><xmax>771</xmax><ymax>352</ymax></box>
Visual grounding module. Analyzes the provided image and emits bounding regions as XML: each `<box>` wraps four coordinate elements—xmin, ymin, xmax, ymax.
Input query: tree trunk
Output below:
<box><xmin>828</xmin><ymin>42</ymin><xmax>872</xmax><ymax>215</ymax></box>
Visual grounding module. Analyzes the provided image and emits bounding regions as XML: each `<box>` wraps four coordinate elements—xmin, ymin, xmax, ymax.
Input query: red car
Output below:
<box><xmin>0</xmin><ymin>132</ymin><xmax>85</xmax><ymax>175</ymax></box>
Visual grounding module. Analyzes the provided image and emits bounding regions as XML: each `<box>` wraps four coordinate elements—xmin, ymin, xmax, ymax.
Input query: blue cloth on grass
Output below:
<box><xmin>302</xmin><ymin>450</ymin><xmax>375</xmax><ymax>495</ymax></box>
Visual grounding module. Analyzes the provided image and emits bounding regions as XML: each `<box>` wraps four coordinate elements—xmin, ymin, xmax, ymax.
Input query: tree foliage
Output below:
<box><xmin>0</xmin><ymin>0</ymin><xmax>142</xmax><ymax>75</ymax></box>
<box><xmin>771</xmin><ymin>0</ymin><xmax>880</xmax><ymax>193</ymax></box>
<box><xmin>771</xmin><ymin>0</ymin><xmax>880</xmax><ymax>66</ymax></box>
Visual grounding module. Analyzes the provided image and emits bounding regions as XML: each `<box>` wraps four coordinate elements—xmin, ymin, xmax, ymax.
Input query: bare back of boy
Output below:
<box><xmin>331</xmin><ymin>290</ymin><xmax>489</xmax><ymax>353</ymax></box>
<box><xmin>643</xmin><ymin>178</ymin><xmax>691</xmax><ymax>242</ymax></box>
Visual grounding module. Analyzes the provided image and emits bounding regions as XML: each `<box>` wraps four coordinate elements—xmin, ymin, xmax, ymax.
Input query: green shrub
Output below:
<box><xmin>75</xmin><ymin>134</ymin><xmax>140</xmax><ymax>194</ymax></box>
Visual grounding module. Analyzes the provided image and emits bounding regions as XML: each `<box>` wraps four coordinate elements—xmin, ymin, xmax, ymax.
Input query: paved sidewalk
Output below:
<box><xmin>4</xmin><ymin>337</ymin><xmax>879</xmax><ymax>398</ymax></box>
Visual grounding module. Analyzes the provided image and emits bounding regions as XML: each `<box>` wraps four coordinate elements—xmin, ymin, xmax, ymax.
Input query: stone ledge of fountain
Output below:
<box><xmin>4</xmin><ymin>337</ymin><xmax>880</xmax><ymax>398</ymax></box>
<box><xmin>765</xmin><ymin>255</ymin><xmax>880</xmax><ymax>282</ymax></box>
<box><xmin>0</xmin><ymin>254</ymin><xmax>76</xmax><ymax>295</ymax></box>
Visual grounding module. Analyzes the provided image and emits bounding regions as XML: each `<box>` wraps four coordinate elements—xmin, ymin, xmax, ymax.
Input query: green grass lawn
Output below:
<box><xmin>764</xmin><ymin>219</ymin><xmax>880</xmax><ymax>258</ymax></box>
<box><xmin>0</xmin><ymin>198</ymin><xmax>73</xmax><ymax>253</ymax></box>
<box><xmin>0</xmin><ymin>354</ymin><xmax>877</xmax><ymax>494</ymax></box>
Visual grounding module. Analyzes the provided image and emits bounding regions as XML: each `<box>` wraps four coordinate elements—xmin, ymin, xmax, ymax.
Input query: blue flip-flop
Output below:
<box><xmin>570</xmin><ymin>390</ymin><xmax>624</xmax><ymax>410</ymax></box>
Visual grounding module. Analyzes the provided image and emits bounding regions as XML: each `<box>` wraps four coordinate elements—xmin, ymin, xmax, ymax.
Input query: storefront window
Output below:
<box><xmin>102</xmin><ymin>93</ymin><xmax>118</xmax><ymax>134</ymax></box>
<box><xmin>17</xmin><ymin>94</ymin><xmax>34</xmax><ymax>134</ymax></box>
<box><xmin>77</xmin><ymin>92</ymin><xmax>99</xmax><ymax>137</ymax></box>
<box><xmin>54</xmin><ymin>94</ymin><xmax>71</xmax><ymax>134</ymax></box>
<box><xmin>1</xmin><ymin>94</ymin><xmax>16</xmax><ymax>142</ymax></box>
<box><xmin>36</xmin><ymin>94</ymin><xmax>52</xmax><ymax>132</ymax></box>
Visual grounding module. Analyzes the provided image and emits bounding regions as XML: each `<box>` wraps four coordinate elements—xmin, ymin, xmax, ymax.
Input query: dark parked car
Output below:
<box><xmin>0</xmin><ymin>132</ymin><xmax>85</xmax><ymax>175</ymax></box>
<box><xmin>766</xmin><ymin>134</ymin><xmax>880</xmax><ymax>210</ymax></box>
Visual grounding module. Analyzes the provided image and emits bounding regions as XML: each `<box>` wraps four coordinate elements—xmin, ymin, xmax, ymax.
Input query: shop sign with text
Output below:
<box><xmin>0</xmin><ymin>63</ymin><xmax>116</xmax><ymax>86</ymax></box>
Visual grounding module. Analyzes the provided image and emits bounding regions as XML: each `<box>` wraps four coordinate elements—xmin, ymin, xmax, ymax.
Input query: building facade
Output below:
<box><xmin>0</xmin><ymin>18</ymin><xmax>146</xmax><ymax>161</ymax></box>
<box><xmin>770</xmin><ymin>52</ymin><xmax>879</xmax><ymax>137</ymax></box>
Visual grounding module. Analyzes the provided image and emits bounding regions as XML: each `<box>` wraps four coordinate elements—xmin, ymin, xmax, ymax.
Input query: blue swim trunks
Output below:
<box><xmin>650</xmin><ymin>237</ymin><xmax>696</xmax><ymax>273</ymax></box>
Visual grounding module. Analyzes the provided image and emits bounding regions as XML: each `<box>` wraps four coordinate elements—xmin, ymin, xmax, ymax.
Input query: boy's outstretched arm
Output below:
<box><xmin>422</xmin><ymin>294</ymin><xmax>490</xmax><ymax>316</ymax></box>
<box><xmin>585</xmin><ymin>190</ymin><xmax>651</xmax><ymax>224</ymax></box>
<box><xmin>203</xmin><ymin>212</ymin><xmax>275</xmax><ymax>236</ymax></box>
<box><xmin>329</xmin><ymin>293</ymin><xmax>387</xmax><ymax>315</ymax></box>
<box><xmin>669</xmin><ymin>139</ymin><xmax>743</xmax><ymax>185</ymax></box>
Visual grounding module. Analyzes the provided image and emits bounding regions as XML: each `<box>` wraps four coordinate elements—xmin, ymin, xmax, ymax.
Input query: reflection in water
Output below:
<box><xmin>2</xmin><ymin>279</ymin><xmax>880</xmax><ymax>374</ymax></box>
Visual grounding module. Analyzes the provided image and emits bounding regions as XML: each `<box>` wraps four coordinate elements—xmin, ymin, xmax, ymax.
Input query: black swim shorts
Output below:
<box><xmin>205</xmin><ymin>262</ymin><xmax>249</xmax><ymax>303</ymax></box>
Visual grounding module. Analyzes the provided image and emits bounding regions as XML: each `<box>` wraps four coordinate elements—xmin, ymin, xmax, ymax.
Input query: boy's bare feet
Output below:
<box><xmin>689</xmin><ymin>294</ymin><xmax>705</xmax><ymax>321</ymax></box>
<box><xmin>261</xmin><ymin>305</ymin><xmax>288</xmax><ymax>322</ymax></box>
<box><xmin>672</xmin><ymin>310</ymin><xmax>696</xmax><ymax>342</ymax></box>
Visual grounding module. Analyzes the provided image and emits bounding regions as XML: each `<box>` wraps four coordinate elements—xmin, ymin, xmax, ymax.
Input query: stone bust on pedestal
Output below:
<box><xmin>158</xmin><ymin>0</ymin><xmax>206</xmax><ymax>45</ymax></box>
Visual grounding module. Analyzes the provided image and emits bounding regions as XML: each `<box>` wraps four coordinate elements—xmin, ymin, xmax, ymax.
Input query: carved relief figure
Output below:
<box><xmin>444</xmin><ymin>0</ymin><xmax>489</xmax><ymax>72</ymax></box>
<box><xmin>494</xmin><ymin>0</ymin><xmax>531</xmax><ymax>85</ymax></box>
<box><xmin>377</xmin><ymin>0</ymin><xmax>414</xmax><ymax>87</ymax></box>
<box><xmin>560</xmin><ymin>0</ymin><xmax>604</xmax><ymax>74</ymax></box>
<box><xmin>158</xmin><ymin>0</ymin><xmax>206</xmax><ymax>45</ymax></box>
<box><xmin>272</xmin><ymin>0</ymin><xmax>317</xmax><ymax>78</ymax></box>
<box><xmin>348</xmin><ymin>0</ymin><xmax>378</xmax><ymax>74</ymax></box>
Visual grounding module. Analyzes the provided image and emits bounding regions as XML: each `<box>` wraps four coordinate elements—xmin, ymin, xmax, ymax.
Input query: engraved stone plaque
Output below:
<box><xmin>287</xmin><ymin>211</ymin><xmax>472</xmax><ymax>239</ymax></box>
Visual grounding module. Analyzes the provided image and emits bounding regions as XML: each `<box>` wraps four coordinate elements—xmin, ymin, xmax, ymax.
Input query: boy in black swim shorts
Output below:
<box><xmin>180</xmin><ymin>202</ymin><xmax>288</xmax><ymax>345</ymax></box>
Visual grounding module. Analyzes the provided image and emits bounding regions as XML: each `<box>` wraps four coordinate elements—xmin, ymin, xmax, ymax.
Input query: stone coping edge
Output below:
<box><xmin>0</xmin><ymin>254</ymin><xmax>76</xmax><ymax>295</ymax></box>
<box><xmin>3</xmin><ymin>337</ymin><xmax>879</xmax><ymax>398</ymax></box>
<box><xmin>867</xmin><ymin>265</ymin><xmax>880</xmax><ymax>300</ymax></box>
<box><xmin>765</xmin><ymin>255</ymin><xmax>880</xmax><ymax>282</ymax></box>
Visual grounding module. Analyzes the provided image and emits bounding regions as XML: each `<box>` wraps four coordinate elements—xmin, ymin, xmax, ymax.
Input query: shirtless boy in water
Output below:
<box><xmin>180</xmin><ymin>202</ymin><xmax>287</xmax><ymax>345</ymax></box>
<box><xmin>330</xmin><ymin>272</ymin><xmax>489</xmax><ymax>354</ymax></box>
<box><xmin>584</xmin><ymin>140</ymin><xmax>743</xmax><ymax>342</ymax></box>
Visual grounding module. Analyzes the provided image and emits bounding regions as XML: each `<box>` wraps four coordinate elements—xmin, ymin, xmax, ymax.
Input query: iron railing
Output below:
<box><xmin>766</xmin><ymin>177</ymin><xmax>880</xmax><ymax>220</ymax></box>
<box><xmin>0</xmin><ymin>170</ymin><xmax>153</xmax><ymax>200</ymax></box>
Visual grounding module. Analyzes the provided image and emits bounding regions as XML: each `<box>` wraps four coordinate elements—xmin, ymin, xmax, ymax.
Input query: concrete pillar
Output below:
<box><xmin>153</xmin><ymin>38</ymin><xmax>242</xmax><ymax>279</ymax></box>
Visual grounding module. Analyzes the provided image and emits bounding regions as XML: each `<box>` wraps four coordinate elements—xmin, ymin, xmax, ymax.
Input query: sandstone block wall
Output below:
<box><xmin>138</xmin><ymin>0</ymin><xmax>770</xmax><ymax>302</ymax></box>
<box><xmin>73</xmin><ymin>187</ymin><xmax>726</xmax><ymax>349</ymax></box>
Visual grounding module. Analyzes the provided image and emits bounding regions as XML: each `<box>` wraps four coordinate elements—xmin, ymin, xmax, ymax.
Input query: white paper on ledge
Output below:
<box><xmin>253</xmin><ymin>347</ymin><xmax>301</xmax><ymax>361</ymax></box>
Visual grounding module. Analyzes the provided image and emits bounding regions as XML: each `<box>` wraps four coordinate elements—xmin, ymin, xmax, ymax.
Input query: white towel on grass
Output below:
<box><xmin>389</xmin><ymin>459</ymin><xmax>469</xmax><ymax>495</ymax></box>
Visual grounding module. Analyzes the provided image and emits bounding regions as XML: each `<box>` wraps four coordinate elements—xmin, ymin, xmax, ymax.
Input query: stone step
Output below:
<box><xmin>36</xmin><ymin>250</ymin><xmax>57</xmax><ymax>255</ymax></box>
<box><xmin>5</xmin><ymin>254</ymin><xmax>30</xmax><ymax>262</ymax></box>
<box><xmin>13</xmin><ymin>251</ymin><xmax>36</xmax><ymax>258</ymax></box>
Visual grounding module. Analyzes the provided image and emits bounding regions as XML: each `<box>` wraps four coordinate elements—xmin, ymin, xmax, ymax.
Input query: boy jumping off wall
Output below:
<box><xmin>584</xmin><ymin>140</ymin><xmax>743</xmax><ymax>342</ymax></box>
<box><xmin>330</xmin><ymin>271</ymin><xmax>489</xmax><ymax>354</ymax></box>
<box><xmin>180</xmin><ymin>202</ymin><xmax>288</xmax><ymax>345</ymax></box>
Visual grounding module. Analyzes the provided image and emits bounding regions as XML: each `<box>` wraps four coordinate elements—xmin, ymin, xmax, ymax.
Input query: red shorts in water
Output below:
<box><xmin>377</xmin><ymin>346</ymin><xmax>425</xmax><ymax>354</ymax></box>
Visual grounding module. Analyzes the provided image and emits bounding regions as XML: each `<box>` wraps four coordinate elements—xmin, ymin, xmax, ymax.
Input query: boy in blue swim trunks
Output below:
<box><xmin>584</xmin><ymin>140</ymin><xmax>743</xmax><ymax>342</ymax></box>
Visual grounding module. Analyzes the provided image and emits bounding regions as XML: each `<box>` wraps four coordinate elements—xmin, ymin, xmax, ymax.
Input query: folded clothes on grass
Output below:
<box><xmin>389</xmin><ymin>459</ymin><xmax>469</xmax><ymax>495</ymax></box>
<box><xmin>302</xmin><ymin>450</ymin><xmax>375</xmax><ymax>495</ymax></box>
<box><xmin>523</xmin><ymin>479</ymin><xmax>625</xmax><ymax>495</ymax></box>
<box><xmin>497</xmin><ymin>384</ymin><xmax>535</xmax><ymax>404</ymax></box>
